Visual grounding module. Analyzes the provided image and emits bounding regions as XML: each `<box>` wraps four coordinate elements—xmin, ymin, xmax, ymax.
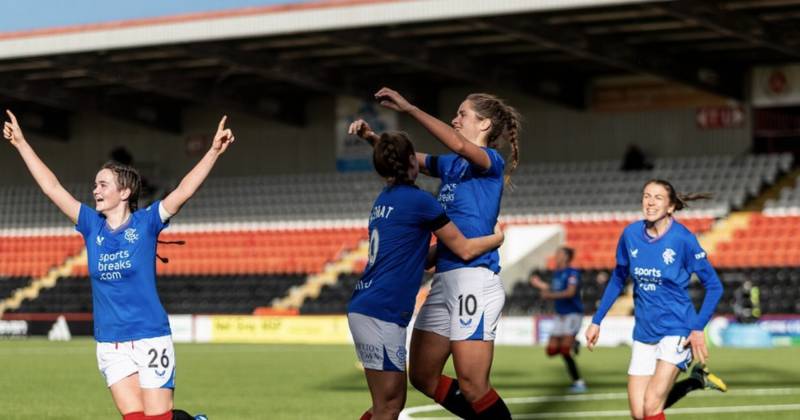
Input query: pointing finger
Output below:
<box><xmin>217</xmin><ymin>115</ymin><xmax>227</xmax><ymax>132</ymax></box>
<box><xmin>6</xmin><ymin>110</ymin><xmax>18</xmax><ymax>126</ymax></box>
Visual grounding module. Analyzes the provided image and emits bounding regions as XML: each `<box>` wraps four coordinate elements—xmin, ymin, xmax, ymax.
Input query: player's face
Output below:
<box><xmin>451</xmin><ymin>100</ymin><xmax>488</xmax><ymax>146</ymax></box>
<box><xmin>93</xmin><ymin>169</ymin><xmax>125</xmax><ymax>213</ymax></box>
<box><xmin>555</xmin><ymin>249</ymin><xmax>568</xmax><ymax>268</ymax></box>
<box><xmin>641</xmin><ymin>183</ymin><xmax>675</xmax><ymax>223</ymax></box>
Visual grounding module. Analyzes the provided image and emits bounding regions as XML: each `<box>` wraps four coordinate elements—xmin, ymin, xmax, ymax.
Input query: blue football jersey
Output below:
<box><xmin>425</xmin><ymin>148</ymin><xmax>504</xmax><ymax>274</ymax></box>
<box><xmin>348</xmin><ymin>185</ymin><xmax>450</xmax><ymax>327</ymax></box>
<box><xmin>592</xmin><ymin>220</ymin><xmax>722</xmax><ymax>343</ymax></box>
<box><xmin>552</xmin><ymin>267</ymin><xmax>583</xmax><ymax>315</ymax></box>
<box><xmin>76</xmin><ymin>201</ymin><xmax>171</xmax><ymax>342</ymax></box>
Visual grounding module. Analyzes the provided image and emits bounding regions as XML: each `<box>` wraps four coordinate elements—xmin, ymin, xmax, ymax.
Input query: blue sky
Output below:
<box><xmin>0</xmin><ymin>0</ymin><xmax>315</xmax><ymax>33</ymax></box>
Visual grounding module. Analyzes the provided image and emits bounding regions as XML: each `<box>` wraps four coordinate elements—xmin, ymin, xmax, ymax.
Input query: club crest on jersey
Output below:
<box><xmin>124</xmin><ymin>228</ymin><xmax>139</xmax><ymax>244</ymax></box>
<box><xmin>96</xmin><ymin>236</ymin><xmax>105</xmax><ymax>246</ymax></box>
<box><xmin>663</xmin><ymin>248</ymin><xmax>676</xmax><ymax>265</ymax></box>
<box><xmin>630</xmin><ymin>248</ymin><xmax>639</xmax><ymax>258</ymax></box>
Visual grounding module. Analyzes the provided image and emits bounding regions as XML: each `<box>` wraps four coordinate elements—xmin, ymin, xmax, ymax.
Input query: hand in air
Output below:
<box><xmin>348</xmin><ymin>119</ymin><xmax>375</xmax><ymax>140</ymax></box>
<box><xmin>3</xmin><ymin>110</ymin><xmax>26</xmax><ymax>148</ymax></box>
<box><xmin>374</xmin><ymin>87</ymin><xmax>416</xmax><ymax>113</ymax></box>
<box><xmin>211</xmin><ymin>115</ymin><xmax>235</xmax><ymax>155</ymax></box>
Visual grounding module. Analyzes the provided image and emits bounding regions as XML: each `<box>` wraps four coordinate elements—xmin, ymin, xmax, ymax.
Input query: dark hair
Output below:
<box><xmin>101</xmin><ymin>161</ymin><xmax>141</xmax><ymax>212</ymax></box>
<box><xmin>373</xmin><ymin>131</ymin><xmax>416</xmax><ymax>186</ymax></box>
<box><xmin>559</xmin><ymin>246</ymin><xmax>575</xmax><ymax>262</ymax></box>
<box><xmin>466</xmin><ymin>93</ymin><xmax>521</xmax><ymax>184</ymax></box>
<box><xmin>643</xmin><ymin>179</ymin><xmax>711</xmax><ymax>212</ymax></box>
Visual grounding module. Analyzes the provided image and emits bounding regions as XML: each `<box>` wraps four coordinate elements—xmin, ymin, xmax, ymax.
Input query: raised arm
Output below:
<box><xmin>3</xmin><ymin>110</ymin><xmax>80</xmax><ymax>223</ymax></box>
<box><xmin>434</xmin><ymin>222</ymin><xmax>503</xmax><ymax>261</ymax></box>
<box><xmin>349</xmin><ymin>118</ymin><xmax>433</xmax><ymax>176</ymax></box>
<box><xmin>162</xmin><ymin>115</ymin><xmax>234</xmax><ymax>216</ymax></box>
<box><xmin>347</xmin><ymin>119</ymin><xmax>380</xmax><ymax>147</ymax></box>
<box><xmin>375</xmin><ymin>87</ymin><xmax>491</xmax><ymax>170</ymax></box>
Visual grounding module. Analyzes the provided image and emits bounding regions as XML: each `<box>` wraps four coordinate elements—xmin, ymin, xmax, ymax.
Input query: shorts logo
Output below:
<box><xmin>96</xmin><ymin>236</ymin><xmax>104</xmax><ymax>246</ymax></box>
<box><xmin>396</xmin><ymin>347</ymin><xmax>407</xmax><ymax>363</ymax></box>
<box><xmin>155</xmin><ymin>369</ymin><xmax>166</xmax><ymax>377</ymax></box>
<box><xmin>662</xmin><ymin>248</ymin><xmax>676</xmax><ymax>265</ymax></box>
<box><xmin>124</xmin><ymin>228</ymin><xmax>139</xmax><ymax>244</ymax></box>
<box><xmin>459</xmin><ymin>318</ymin><xmax>473</xmax><ymax>328</ymax></box>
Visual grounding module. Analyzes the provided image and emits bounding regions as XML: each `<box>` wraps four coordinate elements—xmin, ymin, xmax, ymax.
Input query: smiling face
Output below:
<box><xmin>451</xmin><ymin>99</ymin><xmax>490</xmax><ymax>146</ymax></box>
<box><xmin>93</xmin><ymin>168</ymin><xmax>129</xmax><ymax>213</ymax></box>
<box><xmin>642</xmin><ymin>182</ymin><xmax>676</xmax><ymax>223</ymax></box>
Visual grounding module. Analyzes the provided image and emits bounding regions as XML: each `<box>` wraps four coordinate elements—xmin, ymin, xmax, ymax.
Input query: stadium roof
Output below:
<box><xmin>1</xmin><ymin>0</ymin><xmax>799</xmax><ymax>135</ymax></box>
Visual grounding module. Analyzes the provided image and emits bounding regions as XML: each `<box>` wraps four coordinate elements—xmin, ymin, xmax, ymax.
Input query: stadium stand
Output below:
<box><xmin>0</xmin><ymin>277</ymin><xmax>31</xmax><ymax>301</ymax></box>
<box><xmin>0</xmin><ymin>154</ymin><xmax>791</xmax><ymax>229</ymax></box>
<box><xmin>504</xmin><ymin>268</ymin><xmax>800</xmax><ymax>316</ymax></box>
<box><xmin>11</xmin><ymin>274</ymin><xmax>306</xmax><ymax>314</ymax></box>
<box><xmin>2</xmin><ymin>153</ymin><xmax>796</xmax><ymax>316</ymax></box>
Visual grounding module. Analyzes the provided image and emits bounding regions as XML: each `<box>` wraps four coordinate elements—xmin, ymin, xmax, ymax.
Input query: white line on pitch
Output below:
<box><xmin>399</xmin><ymin>388</ymin><xmax>800</xmax><ymax>420</ymax></box>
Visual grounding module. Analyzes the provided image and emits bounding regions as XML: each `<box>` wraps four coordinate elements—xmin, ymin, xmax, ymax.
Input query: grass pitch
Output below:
<box><xmin>1</xmin><ymin>339</ymin><xmax>798</xmax><ymax>419</ymax></box>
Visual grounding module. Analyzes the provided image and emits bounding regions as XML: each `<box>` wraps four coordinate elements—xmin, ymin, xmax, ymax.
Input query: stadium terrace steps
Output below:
<box><xmin>0</xmin><ymin>247</ymin><xmax>87</xmax><ymax>315</ymax></box>
<box><xmin>11</xmin><ymin>274</ymin><xmax>307</xmax><ymax>314</ymax></box>
<box><xmin>698</xmin><ymin>212</ymin><xmax>754</xmax><ymax>256</ymax></box>
<box><xmin>273</xmin><ymin>240</ymin><xmax>369</xmax><ymax>311</ymax></box>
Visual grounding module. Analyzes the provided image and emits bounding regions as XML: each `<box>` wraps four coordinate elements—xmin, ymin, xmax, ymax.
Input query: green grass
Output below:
<box><xmin>1</xmin><ymin>339</ymin><xmax>799</xmax><ymax>419</ymax></box>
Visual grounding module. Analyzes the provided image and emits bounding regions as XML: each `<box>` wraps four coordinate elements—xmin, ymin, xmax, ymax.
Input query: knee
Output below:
<box><xmin>642</xmin><ymin>393</ymin><xmax>665</xmax><ymax>416</ymax></box>
<box><xmin>375</xmin><ymin>391</ymin><xmax>406</xmax><ymax>417</ymax></box>
<box><xmin>456</xmin><ymin>374</ymin><xmax>489</xmax><ymax>401</ymax></box>
<box><xmin>546</xmin><ymin>345</ymin><xmax>559</xmax><ymax>357</ymax></box>
<box><xmin>559</xmin><ymin>345</ymin><xmax>572</xmax><ymax>357</ymax></box>
<box><xmin>409</xmin><ymin>370</ymin><xmax>437</xmax><ymax>398</ymax></box>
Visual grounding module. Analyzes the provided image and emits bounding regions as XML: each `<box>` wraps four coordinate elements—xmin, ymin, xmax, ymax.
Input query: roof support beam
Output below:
<box><xmin>477</xmin><ymin>15</ymin><xmax>745</xmax><ymax>100</ymax></box>
<box><xmin>657</xmin><ymin>0</ymin><xmax>800</xmax><ymax>59</ymax></box>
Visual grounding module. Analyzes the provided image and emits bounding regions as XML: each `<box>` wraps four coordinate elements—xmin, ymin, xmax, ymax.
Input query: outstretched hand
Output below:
<box><xmin>3</xmin><ymin>110</ymin><xmax>26</xmax><ymax>148</ymax></box>
<box><xmin>374</xmin><ymin>87</ymin><xmax>416</xmax><ymax>113</ymax></box>
<box><xmin>211</xmin><ymin>115</ymin><xmax>235</xmax><ymax>155</ymax></box>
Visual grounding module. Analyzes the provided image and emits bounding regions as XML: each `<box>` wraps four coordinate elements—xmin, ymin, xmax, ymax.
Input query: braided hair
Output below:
<box><xmin>373</xmin><ymin>132</ymin><xmax>416</xmax><ymax>186</ymax></box>
<box><xmin>101</xmin><ymin>160</ymin><xmax>141</xmax><ymax>212</ymax></box>
<box><xmin>466</xmin><ymin>93</ymin><xmax>521</xmax><ymax>185</ymax></box>
<box><xmin>644</xmin><ymin>179</ymin><xmax>712</xmax><ymax>213</ymax></box>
